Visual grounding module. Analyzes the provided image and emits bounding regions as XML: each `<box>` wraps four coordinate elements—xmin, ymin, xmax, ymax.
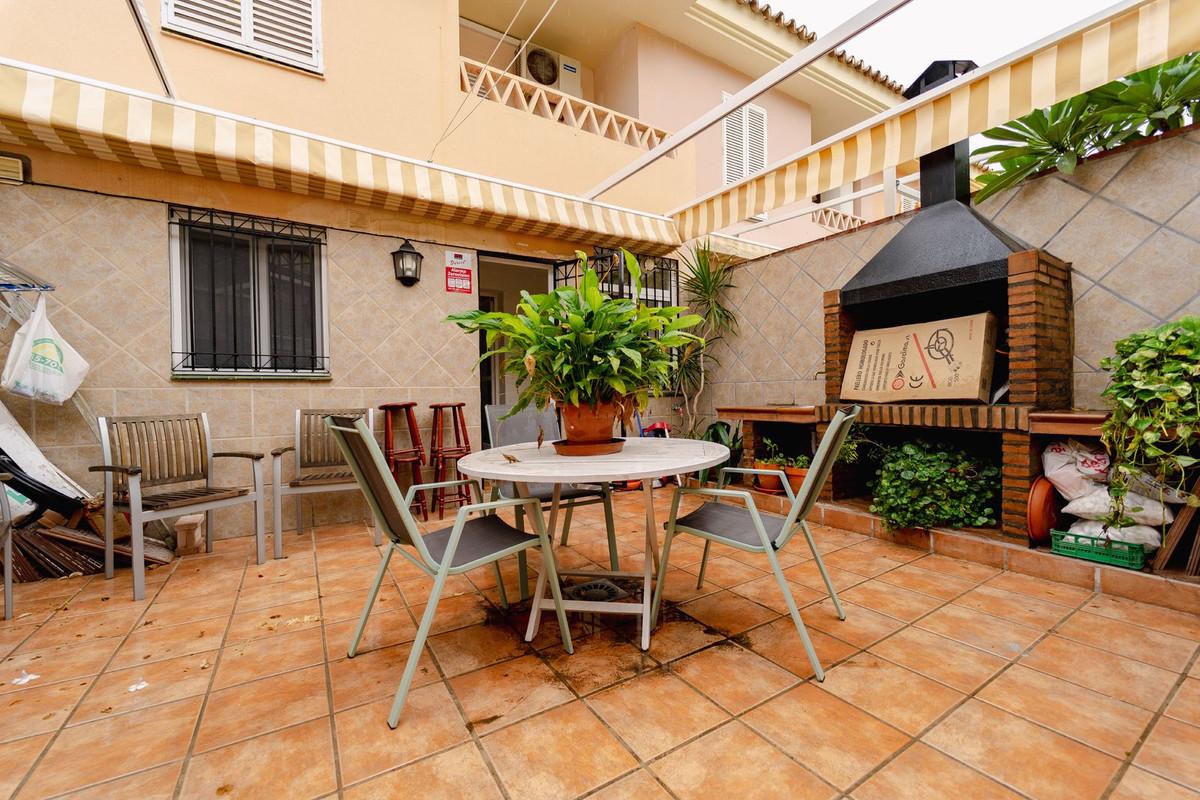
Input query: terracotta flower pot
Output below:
<box><xmin>783</xmin><ymin>466</ymin><xmax>809</xmax><ymax>495</ymax></box>
<box><xmin>557</xmin><ymin>400</ymin><xmax>622</xmax><ymax>455</ymax></box>
<box><xmin>755</xmin><ymin>460</ymin><xmax>783</xmax><ymax>492</ymax></box>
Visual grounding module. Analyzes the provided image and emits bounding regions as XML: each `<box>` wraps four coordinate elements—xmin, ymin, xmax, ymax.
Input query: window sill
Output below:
<box><xmin>171</xmin><ymin>372</ymin><xmax>332</xmax><ymax>382</ymax></box>
<box><xmin>161</xmin><ymin>29</ymin><xmax>325</xmax><ymax>78</ymax></box>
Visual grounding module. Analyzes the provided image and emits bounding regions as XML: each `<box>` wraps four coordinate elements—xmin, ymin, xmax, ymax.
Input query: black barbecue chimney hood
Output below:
<box><xmin>839</xmin><ymin>60</ymin><xmax>1031</xmax><ymax>307</ymax></box>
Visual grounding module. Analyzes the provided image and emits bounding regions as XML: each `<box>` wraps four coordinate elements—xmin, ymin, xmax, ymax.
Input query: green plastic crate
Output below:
<box><xmin>1050</xmin><ymin>529</ymin><xmax>1145</xmax><ymax>570</ymax></box>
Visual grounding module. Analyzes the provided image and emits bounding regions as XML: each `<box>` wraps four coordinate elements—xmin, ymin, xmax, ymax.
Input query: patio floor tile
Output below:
<box><xmin>342</xmin><ymin>742</ymin><xmax>503</xmax><ymax>800</ymax></box>
<box><xmin>854</xmin><ymin>742</ymin><xmax>1022</xmax><ymax>800</ymax></box>
<box><xmin>482</xmin><ymin>700</ymin><xmax>637</xmax><ymax>800</ymax></box>
<box><xmin>1134</xmin><ymin>716</ymin><xmax>1200</xmax><ymax>790</ymax></box>
<box><xmin>335</xmin><ymin>683</ymin><xmax>470</xmax><ymax>784</ymax></box>
<box><xmin>976</xmin><ymin>664</ymin><xmax>1154</xmax><ymax>756</ymax></box>
<box><xmin>180</xmin><ymin>717</ymin><xmax>336</xmax><ymax>799</ymax></box>
<box><xmin>924</xmin><ymin>699</ymin><xmax>1120</xmax><ymax>800</ymax></box>
<box><xmin>22</xmin><ymin>696</ymin><xmax>201</xmax><ymax>798</ymax></box>
<box><xmin>2</xmin><ymin>491</ymin><xmax>1198</xmax><ymax>798</ymax></box>
<box><xmin>652</xmin><ymin>721</ymin><xmax>836</xmax><ymax>800</ymax></box>
<box><xmin>448</xmin><ymin>653</ymin><xmax>574</xmax><ymax>734</ymax></box>
<box><xmin>868</xmin><ymin>626</ymin><xmax>1006</xmax><ymax>692</ymax></box>
<box><xmin>588</xmin><ymin>669</ymin><xmax>728</xmax><ymax>759</ymax></box>
<box><xmin>743</xmin><ymin>683</ymin><xmax>909</xmax><ymax>789</ymax></box>
<box><xmin>817</xmin><ymin>652</ymin><xmax>964</xmax><ymax>734</ymax></box>
<box><xmin>672</xmin><ymin>641</ymin><xmax>798</xmax><ymax>713</ymax></box>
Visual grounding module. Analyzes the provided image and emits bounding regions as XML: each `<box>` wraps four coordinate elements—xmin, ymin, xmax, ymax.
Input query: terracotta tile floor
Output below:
<box><xmin>1</xmin><ymin>488</ymin><xmax>1199</xmax><ymax>799</ymax></box>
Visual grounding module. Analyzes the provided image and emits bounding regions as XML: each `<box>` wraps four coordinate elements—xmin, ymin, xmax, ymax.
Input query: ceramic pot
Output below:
<box><xmin>783</xmin><ymin>466</ymin><xmax>809</xmax><ymax>495</ymax></box>
<box><xmin>558</xmin><ymin>400</ymin><xmax>621</xmax><ymax>454</ymax></box>
<box><xmin>755</xmin><ymin>460</ymin><xmax>784</xmax><ymax>492</ymax></box>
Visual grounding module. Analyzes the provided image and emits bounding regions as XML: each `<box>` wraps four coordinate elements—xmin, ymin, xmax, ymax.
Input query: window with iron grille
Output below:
<box><xmin>169</xmin><ymin>206</ymin><xmax>329</xmax><ymax>376</ymax></box>
<box><xmin>554</xmin><ymin>248</ymin><xmax>679</xmax><ymax>309</ymax></box>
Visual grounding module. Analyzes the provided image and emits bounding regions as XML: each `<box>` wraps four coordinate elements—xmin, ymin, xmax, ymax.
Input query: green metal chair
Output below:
<box><xmin>651</xmin><ymin>405</ymin><xmax>862</xmax><ymax>681</ymax></box>
<box><xmin>485</xmin><ymin>403</ymin><xmax>620</xmax><ymax>599</ymax></box>
<box><xmin>324</xmin><ymin>415</ymin><xmax>573</xmax><ymax>729</ymax></box>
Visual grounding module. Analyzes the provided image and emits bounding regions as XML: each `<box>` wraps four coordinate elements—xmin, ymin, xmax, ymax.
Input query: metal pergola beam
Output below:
<box><xmin>582</xmin><ymin>0</ymin><xmax>915</xmax><ymax>200</ymax></box>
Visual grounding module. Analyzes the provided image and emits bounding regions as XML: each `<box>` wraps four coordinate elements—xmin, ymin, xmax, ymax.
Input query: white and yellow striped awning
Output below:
<box><xmin>0</xmin><ymin>60</ymin><xmax>682</xmax><ymax>256</ymax></box>
<box><xmin>673</xmin><ymin>0</ymin><xmax>1200</xmax><ymax>240</ymax></box>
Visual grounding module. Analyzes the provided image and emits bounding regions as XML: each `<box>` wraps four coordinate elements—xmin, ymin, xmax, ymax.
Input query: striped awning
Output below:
<box><xmin>0</xmin><ymin>60</ymin><xmax>681</xmax><ymax>256</ymax></box>
<box><xmin>673</xmin><ymin>0</ymin><xmax>1200</xmax><ymax>240</ymax></box>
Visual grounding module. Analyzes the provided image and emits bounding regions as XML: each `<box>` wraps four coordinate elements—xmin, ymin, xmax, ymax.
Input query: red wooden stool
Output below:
<box><xmin>379</xmin><ymin>402</ymin><xmax>428</xmax><ymax>521</ymax></box>
<box><xmin>428</xmin><ymin>402</ymin><xmax>472</xmax><ymax>518</ymax></box>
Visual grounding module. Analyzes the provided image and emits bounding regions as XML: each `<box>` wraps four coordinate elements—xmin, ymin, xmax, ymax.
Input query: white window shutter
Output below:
<box><xmin>722</xmin><ymin>95</ymin><xmax>745</xmax><ymax>186</ymax></box>
<box><xmin>746</xmin><ymin>104</ymin><xmax>767</xmax><ymax>174</ymax></box>
<box><xmin>164</xmin><ymin>0</ymin><xmax>245</xmax><ymax>42</ymax></box>
<box><xmin>163</xmin><ymin>0</ymin><xmax>321</xmax><ymax>71</ymax></box>
<box><xmin>250</xmin><ymin>0</ymin><xmax>321</xmax><ymax>69</ymax></box>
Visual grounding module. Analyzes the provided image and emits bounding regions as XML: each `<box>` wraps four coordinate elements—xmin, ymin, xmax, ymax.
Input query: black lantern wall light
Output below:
<box><xmin>391</xmin><ymin>239</ymin><xmax>423</xmax><ymax>286</ymax></box>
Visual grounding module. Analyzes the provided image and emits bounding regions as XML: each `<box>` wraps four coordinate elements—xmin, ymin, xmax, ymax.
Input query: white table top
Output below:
<box><xmin>457</xmin><ymin>437</ymin><xmax>729</xmax><ymax>483</ymax></box>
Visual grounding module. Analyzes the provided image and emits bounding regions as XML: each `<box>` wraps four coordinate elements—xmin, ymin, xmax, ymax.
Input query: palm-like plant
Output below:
<box><xmin>973</xmin><ymin>52</ymin><xmax>1200</xmax><ymax>204</ymax></box>
<box><xmin>674</xmin><ymin>241</ymin><xmax>738</xmax><ymax>437</ymax></box>
<box><xmin>447</xmin><ymin>249</ymin><xmax>702</xmax><ymax>422</ymax></box>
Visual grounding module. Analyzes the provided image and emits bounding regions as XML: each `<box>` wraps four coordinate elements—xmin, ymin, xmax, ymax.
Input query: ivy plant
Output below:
<box><xmin>870</xmin><ymin>440</ymin><xmax>1000</xmax><ymax>529</ymax></box>
<box><xmin>1100</xmin><ymin>317</ymin><xmax>1200</xmax><ymax>524</ymax></box>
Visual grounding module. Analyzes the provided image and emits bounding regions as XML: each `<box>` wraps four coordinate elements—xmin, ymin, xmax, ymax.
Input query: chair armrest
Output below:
<box><xmin>460</xmin><ymin>496</ymin><xmax>541</xmax><ymax>518</ymax></box>
<box><xmin>270</xmin><ymin>446</ymin><xmax>295</xmax><ymax>457</ymax></box>
<box><xmin>213</xmin><ymin>451</ymin><xmax>265</xmax><ymax>461</ymax></box>
<box><xmin>89</xmin><ymin>464</ymin><xmax>143</xmax><ymax>477</ymax></box>
<box><xmin>718</xmin><ymin>467</ymin><xmax>794</xmax><ymax>502</ymax></box>
<box><xmin>404</xmin><ymin>479</ymin><xmax>479</xmax><ymax>506</ymax></box>
<box><xmin>678</xmin><ymin>486</ymin><xmax>757</xmax><ymax>504</ymax></box>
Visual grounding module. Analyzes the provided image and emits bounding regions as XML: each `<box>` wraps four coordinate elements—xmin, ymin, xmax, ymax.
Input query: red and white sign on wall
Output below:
<box><xmin>444</xmin><ymin>249</ymin><xmax>474</xmax><ymax>294</ymax></box>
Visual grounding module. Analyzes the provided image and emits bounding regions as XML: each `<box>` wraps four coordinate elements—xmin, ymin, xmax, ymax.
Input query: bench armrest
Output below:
<box><xmin>0</xmin><ymin>472</ymin><xmax>11</xmax><ymax>482</ymax></box>
<box><xmin>213</xmin><ymin>451</ymin><xmax>265</xmax><ymax>461</ymax></box>
<box><xmin>89</xmin><ymin>464</ymin><xmax>143</xmax><ymax>477</ymax></box>
<box><xmin>270</xmin><ymin>446</ymin><xmax>296</xmax><ymax>457</ymax></box>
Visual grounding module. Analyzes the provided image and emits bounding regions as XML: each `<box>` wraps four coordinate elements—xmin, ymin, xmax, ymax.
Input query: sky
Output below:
<box><xmin>769</xmin><ymin>0</ymin><xmax>1122</xmax><ymax>90</ymax></box>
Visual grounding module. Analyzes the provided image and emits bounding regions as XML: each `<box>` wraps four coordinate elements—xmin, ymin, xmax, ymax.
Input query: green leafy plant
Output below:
<box><xmin>870</xmin><ymin>440</ymin><xmax>1000</xmax><ymax>529</ymax></box>
<box><xmin>973</xmin><ymin>52</ymin><xmax>1200</xmax><ymax>203</ymax></box>
<box><xmin>697</xmin><ymin>420</ymin><xmax>743</xmax><ymax>484</ymax></box>
<box><xmin>784</xmin><ymin>454</ymin><xmax>811</xmax><ymax>469</ymax></box>
<box><xmin>757</xmin><ymin>437</ymin><xmax>787</xmax><ymax>467</ymax></box>
<box><xmin>674</xmin><ymin>241</ymin><xmax>738</xmax><ymax>437</ymax></box>
<box><xmin>837</xmin><ymin>425</ymin><xmax>879</xmax><ymax>465</ymax></box>
<box><xmin>446</xmin><ymin>249</ymin><xmax>702</xmax><ymax>419</ymax></box>
<box><xmin>1100</xmin><ymin>317</ymin><xmax>1200</xmax><ymax>525</ymax></box>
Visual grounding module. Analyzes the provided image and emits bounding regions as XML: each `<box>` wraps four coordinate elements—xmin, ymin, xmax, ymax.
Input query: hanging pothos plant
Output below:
<box><xmin>1100</xmin><ymin>317</ymin><xmax>1200</xmax><ymax>525</ymax></box>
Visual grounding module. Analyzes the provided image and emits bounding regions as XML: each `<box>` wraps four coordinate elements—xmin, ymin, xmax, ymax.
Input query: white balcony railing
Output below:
<box><xmin>459</xmin><ymin>58</ymin><xmax>670</xmax><ymax>151</ymax></box>
<box><xmin>812</xmin><ymin>207</ymin><xmax>866</xmax><ymax>232</ymax></box>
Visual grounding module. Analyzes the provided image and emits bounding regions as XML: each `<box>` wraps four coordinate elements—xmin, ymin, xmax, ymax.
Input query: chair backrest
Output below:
<box><xmin>99</xmin><ymin>414</ymin><xmax>211</xmax><ymax>489</ymax></box>
<box><xmin>297</xmin><ymin>408</ymin><xmax>374</xmax><ymax>469</ymax></box>
<box><xmin>485</xmin><ymin>403</ymin><xmax>559</xmax><ymax>497</ymax></box>
<box><xmin>776</xmin><ymin>405</ymin><xmax>862</xmax><ymax>548</ymax></box>
<box><xmin>324</xmin><ymin>415</ymin><xmax>426</xmax><ymax>557</ymax></box>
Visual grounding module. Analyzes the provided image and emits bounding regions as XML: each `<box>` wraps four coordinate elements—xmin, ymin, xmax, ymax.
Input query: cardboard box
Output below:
<box><xmin>840</xmin><ymin>312</ymin><xmax>997</xmax><ymax>403</ymax></box>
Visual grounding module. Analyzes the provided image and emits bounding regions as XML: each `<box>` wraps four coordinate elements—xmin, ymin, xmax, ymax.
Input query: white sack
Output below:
<box><xmin>1062</xmin><ymin>486</ymin><xmax>1175</xmax><ymax>527</ymax></box>
<box><xmin>1042</xmin><ymin>440</ymin><xmax>1108</xmax><ymax>501</ymax></box>
<box><xmin>1067</xmin><ymin>518</ymin><xmax>1161</xmax><ymax>551</ymax></box>
<box><xmin>1</xmin><ymin>296</ymin><xmax>89</xmax><ymax>404</ymax></box>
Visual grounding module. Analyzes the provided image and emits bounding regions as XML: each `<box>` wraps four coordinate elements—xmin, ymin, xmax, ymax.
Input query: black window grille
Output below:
<box><xmin>170</xmin><ymin>206</ymin><xmax>328</xmax><ymax>375</ymax></box>
<box><xmin>553</xmin><ymin>247</ymin><xmax>679</xmax><ymax>309</ymax></box>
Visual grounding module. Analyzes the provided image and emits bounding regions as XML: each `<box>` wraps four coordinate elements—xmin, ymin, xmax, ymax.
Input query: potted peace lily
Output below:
<box><xmin>447</xmin><ymin>249</ymin><xmax>702</xmax><ymax>455</ymax></box>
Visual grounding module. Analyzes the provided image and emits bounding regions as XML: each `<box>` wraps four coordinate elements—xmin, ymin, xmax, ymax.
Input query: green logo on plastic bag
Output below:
<box><xmin>30</xmin><ymin>337</ymin><xmax>65</xmax><ymax>375</ymax></box>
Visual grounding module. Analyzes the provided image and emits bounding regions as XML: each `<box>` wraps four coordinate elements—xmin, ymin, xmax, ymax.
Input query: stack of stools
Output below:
<box><xmin>379</xmin><ymin>402</ymin><xmax>428</xmax><ymax>521</ymax></box>
<box><xmin>428</xmin><ymin>402</ymin><xmax>472</xmax><ymax>518</ymax></box>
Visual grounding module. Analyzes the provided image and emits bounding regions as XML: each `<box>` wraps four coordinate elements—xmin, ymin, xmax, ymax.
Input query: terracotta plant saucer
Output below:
<box><xmin>1026</xmin><ymin>476</ymin><xmax>1061</xmax><ymax>547</ymax></box>
<box><xmin>551</xmin><ymin>438</ymin><xmax>625</xmax><ymax>456</ymax></box>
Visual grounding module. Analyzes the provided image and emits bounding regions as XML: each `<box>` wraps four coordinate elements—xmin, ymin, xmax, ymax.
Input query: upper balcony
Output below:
<box><xmin>458</xmin><ymin>57</ymin><xmax>670</xmax><ymax>152</ymax></box>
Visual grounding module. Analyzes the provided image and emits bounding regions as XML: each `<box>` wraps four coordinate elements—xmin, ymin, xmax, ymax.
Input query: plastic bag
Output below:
<box><xmin>1124</xmin><ymin>470</ymin><xmax>1192</xmax><ymax>506</ymax></box>
<box><xmin>1042</xmin><ymin>440</ymin><xmax>1108</xmax><ymax>501</ymax></box>
<box><xmin>1</xmin><ymin>296</ymin><xmax>89</xmax><ymax>404</ymax></box>
<box><xmin>1062</xmin><ymin>486</ymin><xmax>1175</xmax><ymax>526</ymax></box>
<box><xmin>1067</xmin><ymin>518</ymin><xmax>1161</xmax><ymax>551</ymax></box>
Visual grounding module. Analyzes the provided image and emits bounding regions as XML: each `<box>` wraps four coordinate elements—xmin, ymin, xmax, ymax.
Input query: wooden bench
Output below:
<box><xmin>271</xmin><ymin>408</ymin><xmax>377</xmax><ymax>558</ymax></box>
<box><xmin>91</xmin><ymin>413</ymin><xmax>266</xmax><ymax>600</ymax></box>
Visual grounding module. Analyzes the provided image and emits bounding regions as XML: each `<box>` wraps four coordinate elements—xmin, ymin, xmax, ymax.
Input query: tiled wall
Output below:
<box><xmin>704</xmin><ymin>128</ymin><xmax>1200</xmax><ymax>417</ymax></box>
<box><xmin>0</xmin><ymin>184</ymin><xmax>478</xmax><ymax>537</ymax></box>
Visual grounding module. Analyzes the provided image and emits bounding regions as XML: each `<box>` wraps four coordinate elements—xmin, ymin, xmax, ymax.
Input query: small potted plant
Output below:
<box><xmin>782</xmin><ymin>454</ymin><xmax>811</xmax><ymax>495</ymax></box>
<box><xmin>755</xmin><ymin>437</ymin><xmax>787</xmax><ymax>492</ymax></box>
<box><xmin>447</xmin><ymin>249</ymin><xmax>702</xmax><ymax>455</ymax></box>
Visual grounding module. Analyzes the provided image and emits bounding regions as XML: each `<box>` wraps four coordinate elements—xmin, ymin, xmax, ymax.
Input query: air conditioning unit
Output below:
<box><xmin>519</xmin><ymin>44</ymin><xmax>583</xmax><ymax>98</ymax></box>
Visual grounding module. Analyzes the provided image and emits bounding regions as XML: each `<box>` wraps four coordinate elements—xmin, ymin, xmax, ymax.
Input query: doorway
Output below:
<box><xmin>476</xmin><ymin>256</ymin><xmax>554</xmax><ymax>448</ymax></box>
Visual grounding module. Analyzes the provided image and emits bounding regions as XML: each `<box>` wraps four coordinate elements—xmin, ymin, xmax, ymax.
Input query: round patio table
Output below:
<box><xmin>457</xmin><ymin>436</ymin><xmax>729</xmax><ymax>650</ymax></box>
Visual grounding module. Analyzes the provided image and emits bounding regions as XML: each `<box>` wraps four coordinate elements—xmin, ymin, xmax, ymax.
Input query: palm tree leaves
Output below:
<box><xmin>973</xmin><ymin>52</ymin><xmax>1200</xmax><ymax>203</ymax></box>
